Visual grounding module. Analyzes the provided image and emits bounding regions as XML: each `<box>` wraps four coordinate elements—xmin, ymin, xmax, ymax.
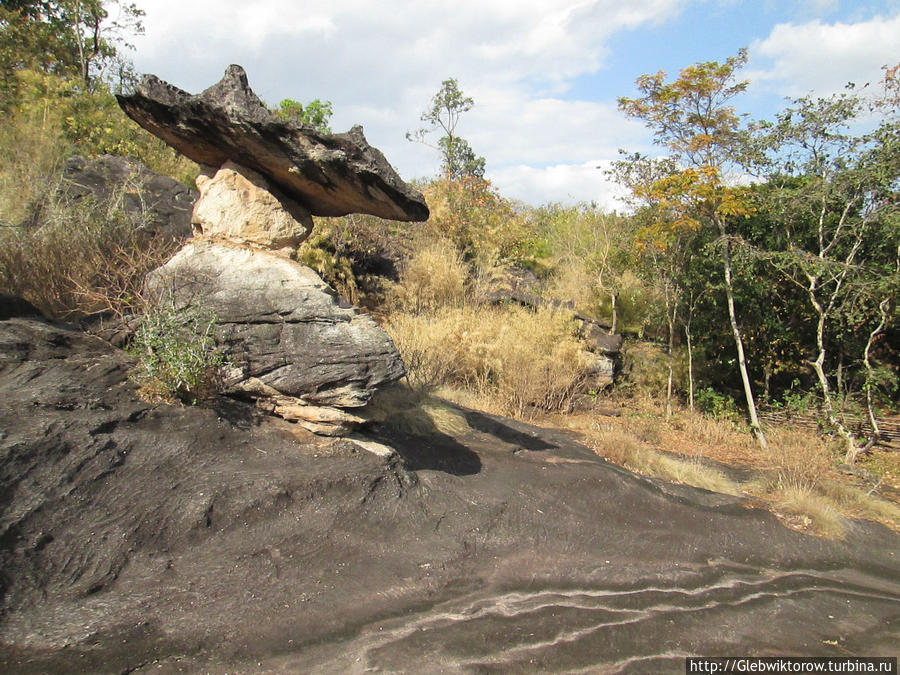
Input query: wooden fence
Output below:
<box><xmin>758</xmin><ymin>410</ymin><xmax>900</xmax><ymax>451</ymax></box>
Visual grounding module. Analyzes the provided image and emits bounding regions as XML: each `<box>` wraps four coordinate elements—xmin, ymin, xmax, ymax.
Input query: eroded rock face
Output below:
<box><xmin>117</xmin><ymin>65</ymin><xmax>429</xmax><ymax>222</ymax></box>
<box><xmin>191</xmin><ymin>161</ymin><xmax>312</xmax><ymax>251</ymax></box>
<box><xmin>145</xmin><ymin>240</ymin><xmax>405</xmax><ymax>415</ymax></box>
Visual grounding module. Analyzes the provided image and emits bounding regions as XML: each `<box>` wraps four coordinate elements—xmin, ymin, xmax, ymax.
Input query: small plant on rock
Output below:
<box><xmin>129</xmin><ymin>302</ymin><xmax>226</xmax><ymax>404</ymax></box>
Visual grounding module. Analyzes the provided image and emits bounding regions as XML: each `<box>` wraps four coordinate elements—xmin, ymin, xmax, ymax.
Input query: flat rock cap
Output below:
<box><xmin>117</xmin><ymin>65</ymin><xmax>429</xmax><ymax>222</ymax></box>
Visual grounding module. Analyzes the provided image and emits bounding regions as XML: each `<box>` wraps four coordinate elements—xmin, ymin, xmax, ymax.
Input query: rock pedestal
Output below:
<box><xmin>121</xmin><ymin>66</ymin><xmax>429</xmax><ymax>435</ymax></box>
<box><xmin>146</xmin><ymin>239</ymin><xmax>404</xmax><ymax>434</ymax></box>
<box><xmin>191</xmin><ymin>161</ymin><xmax>312</xmax><ymax>252</ymax></box>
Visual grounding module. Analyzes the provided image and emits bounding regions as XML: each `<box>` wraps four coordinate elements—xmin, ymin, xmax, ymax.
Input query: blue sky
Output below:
<box><xmin>129</xmin><ymin>0</ymin><xmax>900</xmax><ymax>207</ymax></box>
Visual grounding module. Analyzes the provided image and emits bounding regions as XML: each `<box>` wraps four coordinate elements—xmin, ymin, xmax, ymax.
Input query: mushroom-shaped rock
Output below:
<box><xmin>116</xmin><ymin>65</ymin><xmax>429</xmax><ymax>222</ymax></box>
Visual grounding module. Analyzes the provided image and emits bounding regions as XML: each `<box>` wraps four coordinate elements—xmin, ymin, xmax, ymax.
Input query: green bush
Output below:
<box><xmin>696</xmin><ymin>386</ymin><xmax>740</xmax><ymax>421</ymax></box>
<box><xmin>129</xmin><ymin>303</ymin><xmax>226</xmax><ymax>404</ymax></box>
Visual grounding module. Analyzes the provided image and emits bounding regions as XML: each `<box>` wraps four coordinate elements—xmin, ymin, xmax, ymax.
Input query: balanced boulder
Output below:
<box><xmin>116</xmin><ymin>65</ymin><xmax>429</xmax><ymax>222</ymax></box>
<box><xmin>118</xmin><ymin>65</ymin><xmax>426</xmax><ymax>435</ymax></box>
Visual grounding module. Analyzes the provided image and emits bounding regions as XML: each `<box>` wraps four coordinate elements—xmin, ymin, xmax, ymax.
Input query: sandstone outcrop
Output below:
<box><xmin>119</xmin><ymin>65</ymin><xmax>426</xmax><ymax>434</ymax></box>
<box><xmin>117</xmin><ymin>65</ymin><xmax>429</xmax><ymax>221</ymax></box>
<box><xmin>191</xmin><ymin>161</ymin><xmax>311</xmax><ymax>250</ymax></box>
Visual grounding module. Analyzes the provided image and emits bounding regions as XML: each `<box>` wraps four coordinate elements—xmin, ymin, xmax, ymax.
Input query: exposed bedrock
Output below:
<box><xmin>2</xmin><ymin>311</ymin><xmax>899</xmax><ymax>672</ymax></box>
<box><xmin>60</xmin><ymin>154</ymin><xmax>197</xmax><ymax>241</ymax></box>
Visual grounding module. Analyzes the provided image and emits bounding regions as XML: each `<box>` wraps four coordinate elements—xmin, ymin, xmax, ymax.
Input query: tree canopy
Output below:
<box><xmin>408</xmin><ymin>77</ymin><xmax>486</xmax><ymax>180</ymax></box>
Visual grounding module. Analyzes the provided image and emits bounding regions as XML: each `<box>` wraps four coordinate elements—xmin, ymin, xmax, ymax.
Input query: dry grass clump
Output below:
<box><xmin>771</xmin><ymin>486</ymin><xmax>847</xmax><ymax>540</ymax></box>
<box><xmin>743</xmin><ymin>428</ymin><xmax>900</xmax><ymax>538</ymax></box>
<box><xmin>670</xmin><ymin>409</ymin><xmax>748</xmax><ymax>451</ymax></box>
<box><xmin>391</xmin><ymin>238</ymin><xmax>469</xmax><ymax>313</ymax></box>
<box><xmin>542</xmin><ymin>261</ymin><xmax>597</xmax><ymax>315</ymax></box>
<box><xmin>0</xmin><ymin>185</ymin><xmax>177</xmax><ymax>319</ymax></box>
<box><xmin>364</xmin><ymin>384</ymin><xmax>470</xmax><ymax>437</ymax></box>
<box><xmin>763</xmin><ymin>428</ymin><xmax>837</xmax><ymax>491</ymax></box>
<box><xmin>817</xmin><ymin>480</ymin><xmax>900</xmax><ymax>527</ymax></box>
<box><xmin>587</xmin><ymin>423</ymin><xmax>741</xmax><ymax>495</ymax></box>
<box><xmin>386</xmin><ymin>304</ymin><xmax>593</xmax><ymax>419</ymax></box>
<box><xmin>559</xmin><ymin>398</ymin><xmax>900</xmax><ymax>538</ymax></box>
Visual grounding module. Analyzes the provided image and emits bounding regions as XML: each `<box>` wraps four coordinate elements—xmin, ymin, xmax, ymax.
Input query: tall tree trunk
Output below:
<box><xmin>665</xmin><ymin>286</ymin><xmax>677</xmax><ymax>419</ymax></box>
<box><xmin>807</xmin><ymin>288</ymin><xmax>859</xmax><ymax>463</ymax></box>
<box><xmin>685</xmin><ymin>323</ymin><xmax>695</xmax><ymax>413</ymax></box>
<box><xmin>609</xmin><ymin>291</ymin><xmax>618</xmax><ymax>335</ymax></box>
<box><xmin>720</xmin><ymin>233</ymin><xmax>768</xmax><ymax>450</ymax></box>
<box><xmin>857</xmin><ymin>298</ymin><xmax>890</xmax><ymax>462</ymax></box>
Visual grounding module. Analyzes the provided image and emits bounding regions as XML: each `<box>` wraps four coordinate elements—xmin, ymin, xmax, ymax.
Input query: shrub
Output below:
<box><xmin>696</xmin><ymin>386</ymin><xmax>740</xmax><ymax>421</ymax></box>
<box><xmin>391</xmin><ymin>238</ymin><xmax>469</xmax><ymax>313</ymax></box>
<box><xmin>129</xmin><ymin>302</ymin><xmax>226</xmax><ymax>404</ymax></box>
<box><xmin>0</xmin><ymin>181</ymin><xmax>177</xmax><ymax>319</ymax></box>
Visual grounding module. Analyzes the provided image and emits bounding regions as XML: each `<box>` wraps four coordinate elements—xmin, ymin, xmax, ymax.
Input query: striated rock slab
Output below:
<box><xmin>191</xmin><ymin>161</ymin><xmax>311</xmax><ymax>251</ymax></box>
<box><xmin>117</xmin><ymin>65</ymin><xmax>429</xmax><ymax>222</ymax></box>
<box><xmin>3</xmin><ymin>311</ymin><xmax>900</xmax><ymax>671</ymax></box>
<box><xmin>145</xmin><ymin>240</ymin><xmax>405</xmax><ymax>409</ymax></box>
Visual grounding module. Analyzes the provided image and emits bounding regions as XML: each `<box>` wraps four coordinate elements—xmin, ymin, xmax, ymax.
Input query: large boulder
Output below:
<box><xmin>117</xmin><ymin>65</ymin><xmax>429</xmax><ymax>222</ymax></box>
<box><xmin>145</xmin><ymin>240</ymin><xmax>405</xmax><ymax>412</ymax></box>
<box><xmin>61</xmin><ymin>154</ymin><xmax>196</xmax><ymax>240</ymax></box>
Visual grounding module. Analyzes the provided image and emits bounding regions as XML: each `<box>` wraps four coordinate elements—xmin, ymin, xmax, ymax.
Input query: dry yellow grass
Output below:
<box><xmin>381</xmin><ymin>241</ymin><xmax>898</xmax><ymax>539</ymax></box>
<box><xmin>771</xmin><ymin>486</ymin><xmax>848</xmax><ymax>540</ymax></box>
<box><xmin>583</xmin><ymin>422</ymin><xmax>742</xmax><ymax>495</ymax></box>
<box><xmin>390</xmin><ymin>238</ymin><xmax>469</xmax><ymax>314</ymax></box>
<box><xmin>540</xmin><ymin>398</ymin><xmax>900</xmax><ymax>538</ymax></box>
<box><xmin>386</xmin><ymin>304</ymin><xmax>594</xmax><ymax>419</ymax></box>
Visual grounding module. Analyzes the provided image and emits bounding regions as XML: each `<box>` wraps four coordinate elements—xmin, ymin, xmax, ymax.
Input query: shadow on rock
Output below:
<box><xmin>387</xmin><ymin>430</ymin><xmax>482</xmax><ymax>475</ymax></box>
<box><xmin>462</xmin><ymin>410</ymin><xmax>558</xmax><ymax>451</ymax></box>
<box><xmin>207</xmin><ymin>396</ymin><xmax>265</xmax><ymax>431</ymax></box>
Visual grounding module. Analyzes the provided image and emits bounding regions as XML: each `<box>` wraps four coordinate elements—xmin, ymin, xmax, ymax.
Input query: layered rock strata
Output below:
<box><xmin>120</xmin><ymin>66</ymin><xmax>428</xmax><ymax>434</ymax></box>
<box><xmin>146</xmin><ymin>240</ymin><xmax>404</xmax><ymax>434</ymax></box>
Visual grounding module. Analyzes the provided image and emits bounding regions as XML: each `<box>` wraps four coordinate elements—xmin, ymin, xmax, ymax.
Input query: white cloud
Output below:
<box><xmin>127</xmin><ymin>0</ymin><xmax>683</xmax><ymax>203</ymax></box>
<box><xmin>748</xmin><ymin>13</ymin><xmax>900</xmax><ymax>98</ymax></box>
<box><xmin>488</xmin><ymin>160</ymin><xmax>629</xmax><ymax>210</ymax></box>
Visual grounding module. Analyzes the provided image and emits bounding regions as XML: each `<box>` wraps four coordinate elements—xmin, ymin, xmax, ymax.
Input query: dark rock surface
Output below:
<box><xmin>577</xmin><ymin>314</ymin><xmax>624</xmax><ymax>354</ymax></box>
<box><xmin>117</xmin><ymin>65</ymin><xmax>429</xmax><ymax>222</ymax></box>
<box><xmin>61</xmin><ymin>154</ymin><xmax>196</xmax><ymax>240</ymax></box>
<box><xmin>0</xmin><ymin>294</ymin><xmax>42</xmax><ymax>320</ymax></box>
<box><xmin>145</xmin><ymin>240</ymin><xmax>405</xmax><ymax>408</ymax></box>
<box><xmin>1</xmin><ymin>314</ymin><xmax>898</xmax><ymax>673</ymax></box>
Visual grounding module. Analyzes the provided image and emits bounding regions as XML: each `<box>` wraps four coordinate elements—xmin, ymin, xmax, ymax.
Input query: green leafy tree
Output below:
<box><xmin>755</xmin><ymin>85</ymin><xmax>900</xmax><ymax>462</ymax></box>
<box><xmin>1</xmin><ymin>0</ymin><xmax>143</xmax><ymax>100</ymax></box>
<box><xmin>274</xmin><ymin>97</ymin><xmax>333</xmax><ymax>133</ymax></box>
<box><xmin>408</xmin><ymin>77</ymin><xmax>485</xmax><ymax>179</ymax></box>
<box><xmin>616</xmin><ymin>50</ymin><xmax>770</xmax><ymax>448</ymax></box>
